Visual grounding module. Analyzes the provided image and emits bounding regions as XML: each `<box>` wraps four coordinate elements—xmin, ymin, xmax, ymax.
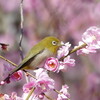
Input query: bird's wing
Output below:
<box><xmin>20</xmin><ymin>45</ymin><xmax>44</xmax><ymax>67</ymax></box>
<box><xmin>10</xmin><ymin>44</ymin><xmax>44</xmax><ymax>74</ymax></box>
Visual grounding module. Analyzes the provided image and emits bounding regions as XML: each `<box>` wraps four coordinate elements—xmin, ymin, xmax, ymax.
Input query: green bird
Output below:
<box><xmin>8</xmin><ymin>36</ymin><xmax>61</xmax><ymax>77</ymax></box>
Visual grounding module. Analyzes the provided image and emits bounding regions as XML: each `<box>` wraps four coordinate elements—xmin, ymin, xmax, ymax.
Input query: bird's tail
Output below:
<box><xmin>3</xmin><ymin>64</ymin><xmax>23</xmax><ymax>83</ymax></box>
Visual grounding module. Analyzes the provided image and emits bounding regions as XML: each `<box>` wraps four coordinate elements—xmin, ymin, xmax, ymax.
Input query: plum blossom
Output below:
<box><xmin>44</xmin><ymin>42</ymin><xmax>75</xmax><ymax>72</ymax></box>
<box><xmin>0</xmin><ymin>81</ymin><xmax>5</xmax><ymax>85</ymax></box>
<box><xmin>23</xmin><ymin>68</ymin><xmax>55</xmax><ymax>96</ymax></box>
<box><xmin>44</xmin><ymin>56</ymin><xmax>75</xmax><ymax>73</ymax></box>
<box><xmin>0</xmin><ymin>92</ymin><xmax>40</xmax><ymax>100</ymax></box>
<box><xmin>57</xmin><ymin>42</ymin><xmax>71</xmax><ymax>59</ymax></box>
<box><xmin>77</xmin><ymin>46</ymin><xmax>97</xmax><ymax>55</ymax></box>
<box><xmin>63</xmin><ymin>56</ymin><xmax>75</xmax><ymax>67</ymax></box>
<box><xmin>59</xmin><ymin>56</ymin><xmax>75</xmax><ymax>72</ymax></box>
<box><xmin>3</xmin><ymin>63</ymin><xmax>23</xmax><ymax>83</ymax></box>
<box><xmin>23</xmin><ymin>79</ymin><xmax>35</xmax><ymax>93</ymax></box>
<box><xmin>44</xmin><ymin>57</ymin><xmax>59</xmax><ymax>72</ymax></box>
<box><xmin>76</xmin><ymin>41</ymin><xmax>97</xmax><ymax>55</ymax></box>
<box><xmin>57</xmin><ymin>85</ymin><xmax>70</xmax><ymax>100</ymax></box>
<box><xmin>4</xmin><ymin>92</ymin><xmax>23</xmax><ymax>100</ymax></box>
<box><xmin>0</xmin><ymin>43</ymin><xmax>9</xmax><ymax>51</ymax></box>
<box><xmin>10</xmin><ymin>70</ymin><xmax>23</xmax><ymax>81</ymax></box>
<box><xmin>34</xmin><ymin>68</ymin><xmax>55</xmax><ymax>92</ymax></box>
<box><xmin>82</xmin><ymin>26</ymin><xmax>100</xmax><ymax>49</ymax></box>
<box><xmin>76</xmin><ymin>26</ymin><xmax>100</xmax><ymax>55</ymax></box>
<box><xmin>56</xmin><ymin>42</ymin><xmax>75</xmax><ymax>72</ymax></box>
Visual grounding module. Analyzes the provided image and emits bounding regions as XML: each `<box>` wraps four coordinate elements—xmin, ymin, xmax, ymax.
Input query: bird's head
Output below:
<box><xmin>42</xmin><ymin>36</ymin><xmax>62</xmax><ymax>54</ymax></box>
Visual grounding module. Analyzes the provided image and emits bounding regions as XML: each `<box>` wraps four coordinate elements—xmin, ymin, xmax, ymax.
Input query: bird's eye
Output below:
<box><xmin>52</xmin><ymin>41</ymin><xmax>57</xmax><ymax>45</ymax></box>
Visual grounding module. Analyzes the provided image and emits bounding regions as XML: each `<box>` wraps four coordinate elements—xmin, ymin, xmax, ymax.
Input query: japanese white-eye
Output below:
<box><xmin>9</xmin><ymin>36</ymin><xmax>61</xmax><ymax>76</ymax></box>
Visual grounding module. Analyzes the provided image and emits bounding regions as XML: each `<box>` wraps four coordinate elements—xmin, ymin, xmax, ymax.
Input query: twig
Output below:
<box><xmin>43</xmin><ymin>93</ymin><xmax>53</xmax><ymax>100</ymax></box>
<box><xmin>68</xmin><ymin>43</ymin><xmax>87</xmax><ymax>55</ymax></box>
<box><xmin>59</xmin><ymin>43</ymin><xmax>87</xmax><ymax>61</ymax></box>
<box><xmin>26</xmin><ymin>87</ymin><xmax>35</xmax><ymax>100</ymax></box>
<box><xmin>19</xmin><ymin>0</ymin><xmax>29</xmax><ymax>83</ymax></box>
<box><xmin>0</xmin><ymin>55</ymin><xmax>17</xmax><ymax>67</ymax></box>
<box><xmin>53</xmin><ymin>89</ymin><xmax>61</xmax><ymax>94</ymax></box>
<box><xmin>19</xmin><ymin>0</ymin><xmax>24</xmax><ymax>60</ymax></box>
<box><xmin>53</xmin><ymin>89</ymin><xmax>70</xmax><ymax>100</ymax></box>
<box><xmin>23</xmin><ymin>70</ymin><xmax>37</xmax><ymax>79</ymax></box>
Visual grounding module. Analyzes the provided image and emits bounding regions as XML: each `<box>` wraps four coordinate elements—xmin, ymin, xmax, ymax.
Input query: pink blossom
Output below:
<box><xmin>77</xmin><ymin>46</ymin><xmax>97</xmax><ymax>55</ymax></box>
<box><xmin>44</xmin><ymin>42</ymin><xmax>75</xmax><ymax>73</ymax></box>
<box><xmin>0</xmin><ymin>81</ymin><xmax>5</xmax><ymax>85</ymax></box>
<box><xmin>4</xmin><ymin>92</ymin><xmax>23</xmax><ymax>100</ymax></box>
<box><xmin>23</xmin><ymin>78</ymin><xmax>35</xmax><ymax>93</ymax></box>
<box><xmin>0</xmin><ymin>43</ymin><xmax>9</xmax><ymax>51</ymax></box>
<box><xmin>34</xmin><ymin>68</ymin><xmax>50</xmax><ymax>79</ymax></box>
<box><xmin>57</xmin><ymin>42</ymin><xmax>71</xmax><ymax>59</ymax></box>
<box><xmin>3</xmin><ymin>63</ymin><xmax>23</xmax><ymax>83</ymax></box>
<box><xmin>35</xmin><ymin>79</ymin><xmax>54</xmax><ymax>94</ymax></box>
<box><xmin>10</xmin><ymin>70</ymin><xmax>23</xmax><ymax>81</ymax></box>
<box><xmin>82</xmin><ymin>26</ymin><xmax>100</xmax><ymax>49</ymax></box>
<box><xmin>63</xmin><ymin>56</ymin><xmax>75</xmax><ymax>67</ymax></box>
<box><xmin>58</xmin><ymin>56</ymin><xmax>75</xmax><ymax>72</ymax></box>
<box><xmin>3</xmin><ymin>92</ymin><xmax>40</xmax><ymax>100</ymax></box>
<box><xmin>34</xmin><ymin>68</ymin><xmax>55</xmax><ymax>93</ymax></box>
<box><xmin>57</xmin><ymin>42</ymin><xmax>75</xmax><ymax>72</ymax></box>
<box><xmin>23</xmin><ymin>68</ymin><xmax>55</xmax><ymax>95</ymax></box>
<box><xmin>76</xmin><ymin>41</ymin><xmax>97</xmax><ymax>55</ymax></box>
<box><xmin>38</xmin><ymin>93</ymin><xmax>44</xmax><ymax>99</ymax></box>
<box><xmin>57</xmin><ymin>85</ymin><xmax>70</xmax><ymax>100</ymax></box>
<box><xmin>44</xmin><ymin>57</ymin><xmax>59</xmax><ymax>72</ymax></box>
<box><xmin>77</xmin><ymin>26</ymin><xmax>100</xmax><ymax>55</ymax></box>
<box><xmin>3</xmin><ymin>92</ymin><xmax>39</xmax><ymax>100</ymax></box>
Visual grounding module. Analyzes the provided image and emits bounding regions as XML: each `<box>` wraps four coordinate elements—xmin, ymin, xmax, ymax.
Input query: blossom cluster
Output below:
<box><xmin>77</xmin><ymin>26</ymin><xmax>100</xmax><ymax>55</ymax></box>
<box><xmin>44</xmin><ymin>26</ymin><xmax>100</xmax><ymax>73</ymax></box>
<box><xmin>0</xmin><ymin>26</ymin><xmax>100</xmax><ymax>100</ymax></box>
<box><xmin>44</xmin><ymin>42</ymin><xmax>75</xmax><ymax>73</ymax></box>
<box><xmin>0</xmin><ymin>68</ymin><xmax>70</xmax><ymax>100</ymax></box>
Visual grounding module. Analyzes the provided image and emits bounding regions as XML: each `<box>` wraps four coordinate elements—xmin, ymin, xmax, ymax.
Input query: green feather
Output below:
<box><xmin>10</xmin><ymin>42</ymin><xmax>44</xmax><ymax>74</ymax></box>
<box><xmin>10</xmin><ymin>36</ymin><xmax>61</xmax><ymax>75</ymax></box>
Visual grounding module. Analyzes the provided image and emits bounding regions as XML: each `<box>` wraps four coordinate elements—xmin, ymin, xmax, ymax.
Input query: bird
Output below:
<box><xmin>6</xmin><ymin>36</ymin><xmax>62</xmax><ymax>80</ymax></box>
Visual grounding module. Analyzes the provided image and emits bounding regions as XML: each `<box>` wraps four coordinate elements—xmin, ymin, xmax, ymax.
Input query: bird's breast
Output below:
<box><xmin>29</xmin><ymin>49</ymin><xmax>53</xmax><ymax>69</ymax></box>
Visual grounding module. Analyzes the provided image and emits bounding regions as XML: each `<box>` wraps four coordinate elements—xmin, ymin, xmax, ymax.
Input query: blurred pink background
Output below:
<box><xmin>0</xmin><ymin>0</ymin><xmax>100</xmax><ymax>100</ymax></box>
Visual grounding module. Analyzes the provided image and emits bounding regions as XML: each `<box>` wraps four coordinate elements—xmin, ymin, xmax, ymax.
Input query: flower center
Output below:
<box><xmin>48</xmin><ymin>62</ymin><xmax>56</xmax><ymax>68</ymax></box>
<box><xmin>40</xmin><ymin>83</ymin><xmax>46</xmax><ymax>90</ymax></box>
<box><xmin>91</xmin><ymin>35</ymin><xmax>96</xmax><ymax>41</ymax></box>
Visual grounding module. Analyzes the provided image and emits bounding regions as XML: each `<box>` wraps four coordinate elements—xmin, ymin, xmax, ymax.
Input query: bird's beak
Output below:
<box><xmin>61</xmin><ymin>41</ymin><xmax>65</xmax><ymax>46</ymax></box>
<box><xmin>58</xmin><ymin>41</ymin><xmax>65</xmax><ymax>47</ymax></box>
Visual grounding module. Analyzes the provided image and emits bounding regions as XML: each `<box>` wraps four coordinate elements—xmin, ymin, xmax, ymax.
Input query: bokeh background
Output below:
<box><xmin>0</xmin><ymin>0</ymin><xmax>100</xmax><ymax>100</ymax></box>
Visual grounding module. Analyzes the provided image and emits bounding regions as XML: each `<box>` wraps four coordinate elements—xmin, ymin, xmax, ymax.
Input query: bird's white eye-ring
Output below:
<box><xmin>52</xmin><ymin>41</ymin><xmax>57</xmax><ymax>45</ymax></box>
